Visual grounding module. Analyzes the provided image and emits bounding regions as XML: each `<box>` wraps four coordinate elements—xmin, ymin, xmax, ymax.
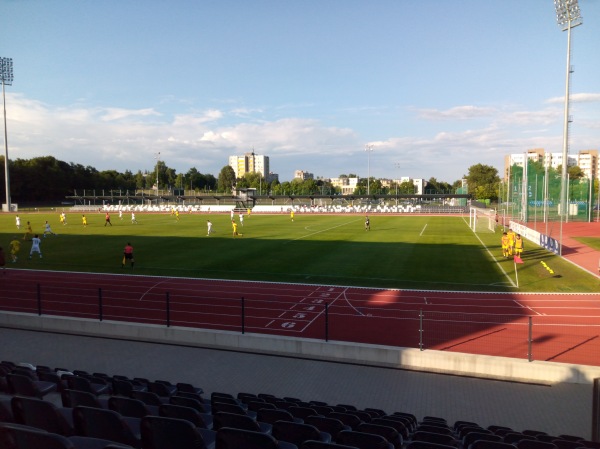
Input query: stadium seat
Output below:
<box><xmin>73</xmin><ymin>406</ymin><xmax>141</xmax><ymax>448</ymax></box>
<box><xmin>257</xmin><ymin>408</ymin><xmax>303</xmax><ymax>425</ymax></box>
<box><xmin>11</xmin><ymin>396</ymin><xmax>74</xmax><ymax>436</ymax></box>
<box><xmin>327</xmin><ymin>412</ymin><xmax>362</xmax><ymax>430</ymax></box>
<box><xmin>158</xmin><ymin>403</ymin><xmax>213</xmax><ymax>429</ymax></box>
<box><xmin>212</xmin><ymin>411</ymin><xmax>272</xmax><ymax>434</ymax></box>
<box><xmin>356</xmin><ymin>422</ymin><xmax>402</xmax><ymax>449</ymax></box>
<box><xmin>272</xmin><ymin>420</ymin><xmax>331</xmax><ymax>447</ymax></box>
<box><xmin>177</xmin><ymin>382</ymin><xmax>204</xmax><ymax>396</ymax></box>
<box><xmin>335</xmin><ymin>429</ymin><xmax>394</xmax><ymax>449</ymax></box>
<box><xmin>62</xmin><ymin>389</ymin><xmax>108</xmax><ymax>409</ymax></box>
<box><xmin>304</xmin><ymin>416</ymin><xmax>351</xmax><ymax>440</ymax></box>
<box><xmin>411</xmin><ymin>431</ymin><xmax>459</xmax><ymax>447</ymax></box>
<box><xmin>0</xmin><ymin>397</ymin><xmax>14</xmax><ymax>423</ymax></box>
<box><xmin>469</xmin><ymin>441</ymin><xmax>517</xmax><ymax>449</ymax></box>
<box><xmin>211</xmin><ymin>402</ymin><xmax>256</xmax><ymax>420</ymax></box>
<box><xmin>364</xmin><ymin>408</ymin><xmax>386</xmax><ymax>418</ymax></box>
<box><xmin>371</xmin><ymin>418</ymin><xmax>410</xmax><ymax>440</ymax></box>
<box><xmin>310</xmin><ymin>405</ymin><xmax>334</xmax><ymax>416</ymax></box>
<box><xmin>515</xmin><ymin>440</ymin><xmax>558</xmax><ymax>449</ymax></box>
<box><xmin>7</xmin><ymin>373</ymin><xmax>57</xmax><ymax>399</ymax></box>
<box><xmin>503</xmin><ymin>433</ymin><xmax>536</xmax><ymax>444</ymax></box>
<box><xmin>390</xmin><ymin>412</ymin><xmax>418</xmax><ymax>431</ymax></box>
<box><xmin>247</xmin><ymin>400</ymin><xmax>276</xmax><ymax>413</ymax></box>
<box><xmin>463</xmin><ymin>432</ymin><xmax>502</xmax><ymax>448</ymax></box>
<box><xmin>140</xmin><ymin>415</ymin><xmax>215</xmax><ymax>449</ymax></box>
<box><xmin>216</xmin><ymin>427</ymin><xmax>297</xmax><ymax>449</ymax></box>
<box><xmin>236</xmin><ymin>392</ymin><xmax>258</xmax><ymax>404</ymax></box>
<box><xmin>407</xmin><ymin>442</ymin><xmax>458</xmax><ymax>449</ymax></box>
<box><xmin>108</xmin><ymin>396</ymin><xmax>155</xmax><ymax>419</ymax></box>
<box><xmin>0</xmin><ymin>421</ymin><xmax>135</xmax><ymax>449</ymax></box>
<box><xmin>170</xmin><ymin>395</ymin><xmax>211</xmax><ymax>413</ymax></box>
<box><xmin>149</xmin><ymin>381</ymin><xmax>176</xmax><ymax>398</ymax></box>
<box><xmin>300</xmin><ymin>442</ymin><xmax>358</xmax><ymax>449</ymax></box>
<box><xmin>66</xmin><ymin>376</ymin><xmax>110</xmax><ymax>397</ymax></box>
<box><xmin>289</xmin><ymin>407</ymin><xmax>319</xmax><ymax>420</ymax></box>
<box><xmin>417</xmin><ymin>424</ymin><xmax>455</xmax><ymax>435</ymax></box>
<box><xmin>131</xmin><ymin>390</ymin><xmax>167</xmax><ymax>407</ymax></box>
<box><xmin>552</xmin><ymin>440</ymin><xmax>585</xmax><ymax>449</ymax></box>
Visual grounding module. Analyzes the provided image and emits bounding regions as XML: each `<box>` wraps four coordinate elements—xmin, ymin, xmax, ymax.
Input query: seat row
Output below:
<box><xmin>1</xmin><ymin>360</ymin><xmax>598</xmax><ymax>449</ymax></box>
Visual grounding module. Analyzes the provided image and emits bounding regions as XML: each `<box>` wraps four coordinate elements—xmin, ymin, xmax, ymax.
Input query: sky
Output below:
<box><xmin>1</xmin><ymin>0</ymin><xmax>599</xmax><ymax>184</ymax></box>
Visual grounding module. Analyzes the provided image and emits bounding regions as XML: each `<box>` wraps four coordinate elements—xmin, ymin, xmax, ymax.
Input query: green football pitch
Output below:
<box><xmin>1</xmin><ymin>212</ymin><xmax>598</xmax><ymax>293</ymax></box>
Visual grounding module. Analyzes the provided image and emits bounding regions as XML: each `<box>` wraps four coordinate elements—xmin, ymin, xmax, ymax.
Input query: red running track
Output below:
<box><xmin>1</xmin><ymin>269</ymin><xmax>599</xmax><ymax>366</ymax></box>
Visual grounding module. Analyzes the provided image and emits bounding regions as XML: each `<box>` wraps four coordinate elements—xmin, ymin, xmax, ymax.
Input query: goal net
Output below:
<box><xmin>469</xmin><ymin>207</ymin><xmax>496</xmax><ymax>233</ymax></box>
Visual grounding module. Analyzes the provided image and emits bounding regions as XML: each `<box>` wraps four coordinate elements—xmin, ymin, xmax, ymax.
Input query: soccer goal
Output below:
<box><xmin>469</xmin><ymin>207</ymin><xmax>496</xmax><ymax>233</ymax></box>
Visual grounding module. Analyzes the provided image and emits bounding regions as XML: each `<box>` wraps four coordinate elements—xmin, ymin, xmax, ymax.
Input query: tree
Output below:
<box><xmin>465</xmin><ymin>164</ymin><xmax>500</xmax><ymax>201</ymax></box>
<box><xmin>217</xmin><ymin>166</ymin><xmax>236</xmax><ymax>193</ymax></box>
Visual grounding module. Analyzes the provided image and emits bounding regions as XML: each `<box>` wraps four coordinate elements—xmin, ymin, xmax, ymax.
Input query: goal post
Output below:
<box><xmin>469</xmin><ymin>207</ymin><xmax>496</xmax><ymax>233</ymax></box>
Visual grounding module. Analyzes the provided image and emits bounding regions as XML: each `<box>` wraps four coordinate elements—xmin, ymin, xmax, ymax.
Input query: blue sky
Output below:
<box><xmin>2</xmin><ymin>0</ymin><xmax>599</xmax><ymax>183</ymax></box>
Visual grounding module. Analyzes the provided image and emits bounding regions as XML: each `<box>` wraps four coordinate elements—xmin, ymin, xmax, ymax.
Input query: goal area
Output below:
<box><xmin>469</xmin><ymin>207</ymin><xmax>496</xmax><ymax>233</ymax></box>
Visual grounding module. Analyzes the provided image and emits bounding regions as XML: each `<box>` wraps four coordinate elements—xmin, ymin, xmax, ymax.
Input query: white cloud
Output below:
<box><xmin>416</xmin><ymin>105</ymin><xmax>496</xmax><ymax>120</ymax></box>
<box><xmin>100</xmin><ymin>108</ymin><xmax>161</xmax><ymax>122</ymax></box>
<box><xmin>546</xmin><ymin>92</ymin><xmax>600</xmax><ymax>104</ymax></box>
<box><xmin>4</xmin><ymin>92</ymin><xmax>596</xmax><ymax>182</ymax></box>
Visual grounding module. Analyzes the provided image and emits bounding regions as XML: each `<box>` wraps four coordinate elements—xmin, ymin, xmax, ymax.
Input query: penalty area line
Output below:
<box><xmin>285</xmin><ymin>218</ymin><xmax>363</xmax><ymax>244</ymax></box>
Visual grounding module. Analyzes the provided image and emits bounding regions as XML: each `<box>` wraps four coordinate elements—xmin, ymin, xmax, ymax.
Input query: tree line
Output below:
<box><xmin>1</xmin><ymin>155</ymin><xmax>595</xmax><ymax>205</ymax></box>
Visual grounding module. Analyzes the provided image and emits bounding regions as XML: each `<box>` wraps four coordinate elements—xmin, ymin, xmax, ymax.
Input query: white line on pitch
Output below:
<box><xmin>285</xmin><ymin>218</ymin><xmax>363</xmax><ymax>243</ymax></box>
<box><xmin>419</xmin><ymin>224</ymin><xmax>428</xmax><ymax>236</ymax></box>
<box><xmin>514</xmin><ymin>300</ymin><xmax>543</xmax><ymax>316</ymax></box>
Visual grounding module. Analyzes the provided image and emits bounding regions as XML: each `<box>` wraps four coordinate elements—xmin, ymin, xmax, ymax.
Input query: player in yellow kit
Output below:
<box><xmin>514</xmin><ymin>234</ymin><xmax>524</xmax><ymax>258</ymax></box>
<box><xmin>9</xmin><ymin>237</ymin><xmax>21</xmax><ymax>263</ymax></box>
<box><xmin>506</xmin><ymin>228</ymin><xmax>516</xmax><ymax>256</ymax></box>
<box><xmin>501</xmin><ymin>232</ymin><xmax>510</xmax><ymax>258</ymax></box>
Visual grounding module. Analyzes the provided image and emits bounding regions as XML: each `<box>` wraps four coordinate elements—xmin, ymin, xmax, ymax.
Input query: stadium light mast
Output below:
<box><xmin>155</xmin><ymin>152</ymin><xmax>160</xmax><ymax>191</ymax></box>
<box><xmin>554</xmin><ymin>0</ymin><xmax>582</xmax><ymax>256</ymax></box>
<box><xmin>365</xmin><ymin>144</ymin><xmax>374</xmax><ymax>195</ymax></box>
<box><xmin>1</xmin><ymin>57</ymin><xmax>13</xmax><ymax>212</ymax></box>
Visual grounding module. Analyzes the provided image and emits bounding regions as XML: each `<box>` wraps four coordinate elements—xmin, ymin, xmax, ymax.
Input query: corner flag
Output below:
<box><xmin>514</xmin><ymin>255</ymin><xmax>524</xmax><ymax>264</ymax></box>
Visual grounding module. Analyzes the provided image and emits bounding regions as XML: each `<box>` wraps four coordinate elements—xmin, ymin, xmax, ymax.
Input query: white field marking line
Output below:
<box><xmin>15</xmin><ymin>268</ymin><xmax>597</xmax><ymax>297</ymax></box>
<box><xmin>462</xmin><ymin>217</ymin><xmax>516</xmax><ymax>288</ymax></box>
<box><xmin>138</xmin><ymin>279</ymin><xmax>173</xmax><ymax>301</ymax></box>
<box><xmin>263</xmin><ymin>286</ymin><xmax>328</xmax><ymax>329</ymax></box>
<box><xmin>304</xmin><ymin>287</ymin><xmax>348</xmax><ymax>327</ymax></box>
<box><xmin>285</xmin><ymin>218</ymin><xmax>363</xmax><ymax>243</ymax></box>
<box><xmin>419</xmin><ymin>223</ymin><xmax>428</xmax><ymax>237</ymax></box>
<box><xmin>341</xmin><ymin>287</ymin><xmax>369</xmax><ymax>316</ymax></box>
<box><xmin>513</xmin><ymin>300</ymin><xmax>544</xmax><ymax>316</ymax></box>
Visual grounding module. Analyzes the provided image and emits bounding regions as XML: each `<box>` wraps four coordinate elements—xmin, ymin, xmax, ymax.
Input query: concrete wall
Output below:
<box><xmin>2</xmin><ymin>310</ymin><xmax>599</xmax><ymax>385</ymax></box>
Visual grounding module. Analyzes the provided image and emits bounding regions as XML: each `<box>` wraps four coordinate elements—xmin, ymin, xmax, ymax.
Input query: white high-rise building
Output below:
<box><xmin>504</xmin><ymin>149</ymin><xmax>597</xmax><ymax>180</ymax></box>
<box><xmin>229</xmin><ymin>152</ymin><xmax>270</xmax><ymax>179</ymax></box>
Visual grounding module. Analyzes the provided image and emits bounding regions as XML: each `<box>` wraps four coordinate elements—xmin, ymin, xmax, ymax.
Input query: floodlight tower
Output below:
<box><xmin>365</xmin><ymin>144</ymin><xmax>374</xmax><ymax>195</ymax></box>
<box><xmin>155</xmin><ymin>152</ymin><xmax>160</xmax><ymax>191</ymax></box>
<box><xmin>554</xmin><ymin>0</ymin><xmax>582</xmax><ymax>256</ymax></box>
<box><xmin>1</xmin><ymin>57</ymin><xmax>13</xmax><ymax>212</ymax></box>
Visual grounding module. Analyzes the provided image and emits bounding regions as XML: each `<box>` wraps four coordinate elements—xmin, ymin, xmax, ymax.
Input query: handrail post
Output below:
<box><xmin>419</xmin><ymin>309</ymin><xmax>424</xmax><ymax>351</ymax></box>
<box><xmin>593</xmin><ymin>378</ymin><xmax>600</xmax><ymax>441</ymax></box>
<box><xmin>528</xmin><ymin>316</ymin><xmax>533</xmax><ymax>362</ymax></box>
<box><xmin>325</xmin><ymin>303</ymin><xmax>329</xmax><ymax>342</ymax></box>
<box><xmin>166</xmin><ymin>292</ymin><xmax>170</xmax><ymax>327</ymax></box>
<box><xmin>98</xmin><ymin>288</ymin><xmax>103</xmax><ymax>321</ymax></box>
<box><xmin>37</xmin><ymin>283</ymin><xmax>41</xmax><ymax>316</ymax></box>
<box><xmin>241</xmin><ymin>297</ymin><xmax>245</xmax><ymax>334</ymax></box>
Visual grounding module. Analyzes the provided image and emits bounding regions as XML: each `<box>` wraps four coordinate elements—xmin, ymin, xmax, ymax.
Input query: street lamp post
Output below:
<box><xmin>394</xmin><ymin>162</ymin><xmax>401</xmax><ymax>205</ymax></box>
<box><xmin>554</xmin><ymin>0</ymin><xmax>582</xmax><ymax>256</ymax></box>
<box><xmin>365</xmin><ymin>144</ymin><xmax>374</xmax><ymax>195</ymax></box>
<box><xmin>155</xmin><ymin>152</ymin><xmax>160</xmax><ymax>191</ymax></box>
<box><xmin>1</xmin><ymin>57</ymin><xmax>13</xmax><ymax>212</ymax></box>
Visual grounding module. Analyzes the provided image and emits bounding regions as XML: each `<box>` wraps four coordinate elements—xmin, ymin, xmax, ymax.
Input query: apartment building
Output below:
<box><xmin>504</xmin><ymin>149</ymin><xmax>597</xmax><ymax>180</ymax></box>
<box><xmin>228</xmin><ymin>152</ymin><xmax>270</xmax><ymax>179</ymax></box>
